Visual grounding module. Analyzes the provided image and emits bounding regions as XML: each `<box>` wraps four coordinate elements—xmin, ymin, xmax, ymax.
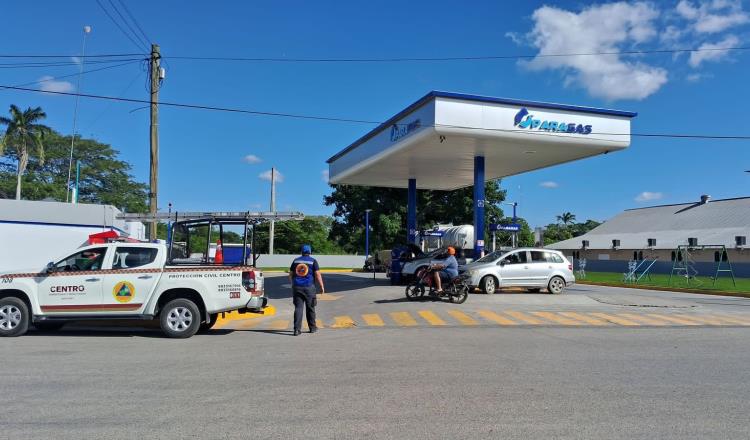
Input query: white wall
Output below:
<box><xmin>254</xmin><ymin>254</ymin><xmax>365</xmax><ymax>269</ymax></box>
<box><xmin>0</xmin><ymin>223</ymin><xmax>114</xmax><ymax>272</ymax></box>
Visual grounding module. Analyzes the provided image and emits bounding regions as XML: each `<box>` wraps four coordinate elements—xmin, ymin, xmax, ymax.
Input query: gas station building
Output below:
<box><xmin>327</xmin><ymin>91</ymin><xmax>636</xmax><ymax>256</ymax></box>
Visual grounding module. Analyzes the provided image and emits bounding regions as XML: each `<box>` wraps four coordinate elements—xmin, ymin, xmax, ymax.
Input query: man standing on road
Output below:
<box><xmin>289</xmin><ymin>244</ymin><xmax>325</xmax><ymax>336</ymax></box>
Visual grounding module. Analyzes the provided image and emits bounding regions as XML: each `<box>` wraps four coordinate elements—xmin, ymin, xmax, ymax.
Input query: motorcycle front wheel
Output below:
<box><xmin>405</xmin><ymin>283</ymin><xmax>425</xmax><ymax>301</ymax></box>
<box><xmin>449</xmin><ymin>284</ymin><xmax>469</xmax><ymax>304</ymax></box>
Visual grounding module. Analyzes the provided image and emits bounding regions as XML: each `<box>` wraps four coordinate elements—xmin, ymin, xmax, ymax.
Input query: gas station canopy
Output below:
<box><xmin>326</xmin><ymin>91</ymin><xmax>636</xmax><ymax>254</ymax></box>
<box><xmin>327</xmin><ymin>91</ymin><xmax>636</xmax><ymax>190</ymax></box>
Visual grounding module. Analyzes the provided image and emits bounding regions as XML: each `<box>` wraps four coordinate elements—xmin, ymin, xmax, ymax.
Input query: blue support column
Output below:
<box><xmin>407</xmin><ymin>178</ymin><xmax>417</xmax><ymax>244</ymax></box>
<box><xmin>473</xmin><ymin>156</ymin><xmax>485</xmax><ymax>257</ymax></box>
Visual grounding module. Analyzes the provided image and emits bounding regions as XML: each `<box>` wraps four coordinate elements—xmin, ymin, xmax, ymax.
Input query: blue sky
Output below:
<box><xmin>2</xmin><ymin>0</ymin><xmax>749</xmax><ymax>227</ymax></box>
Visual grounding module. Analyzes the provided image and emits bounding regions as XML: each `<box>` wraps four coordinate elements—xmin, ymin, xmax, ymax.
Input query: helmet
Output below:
<box><xmin>447</xmin><ymin>246</ymin><xmax>456</xmax><ymax>256</ymax></box>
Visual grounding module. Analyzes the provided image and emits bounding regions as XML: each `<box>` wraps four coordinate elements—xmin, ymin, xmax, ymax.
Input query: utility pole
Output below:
<box><xmin>269</xmin><ymin>167</ymin><xmax>276</xmax><ymax>255</ymax></box>
<box><xmin>66</xmin><ymin>25</ymin><xmax>91</xmax><ymax>202</ymax></box>
<box><xmin>148</xmin><ymin>43</ymin><xmax>161</xmax><ymax>241</ymax></box>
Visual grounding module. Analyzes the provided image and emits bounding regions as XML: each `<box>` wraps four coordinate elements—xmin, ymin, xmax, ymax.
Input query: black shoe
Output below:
<box><xmin>293</xmin><ymin>330</ymin><xmax>301</xmax><ymax>336</ymax></box>
<box><xmin>310</xmin><ymin>327</ymin><xmax>318</xmax><ymax>334</ymax></box>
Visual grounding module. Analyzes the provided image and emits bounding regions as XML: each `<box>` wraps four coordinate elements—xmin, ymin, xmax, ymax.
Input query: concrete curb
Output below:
<box><xmin>577</xmin><ymin>280</ymin><xmax>750</xmax><ymax>299</ymax></box>
<box><xmin>213</xmin><ymin>304</ymin><xmax>277</xmax><ymax>329</ymax></box>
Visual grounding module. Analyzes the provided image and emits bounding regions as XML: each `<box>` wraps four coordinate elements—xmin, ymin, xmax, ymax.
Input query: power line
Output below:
<box><xmin>1</xmin><ymin>45</ymin><xmax>747</xmax><ymax>64</ymax></box>
<box><xmin>0</xmin><ymin>58</ymin><xmax>145</xmax><ymax>69</ymax></box>
<box><xmin>0</xmin><ymin>53</ymin><xmax>144</xmax><ymax>59</ymax></box>
<box><xmin>162</xmin><ymin>46</ymin><xmax>750</xmax><ymax>63</ymax></box>
<box><xmin>95</xmin><ymin>0</ymin><xmax>148</xmax><ymax>51</ymax></box>
<box><xmin>115</xmin><ymin>0</ymin><xmax>152</xmax><ymax>46</ymax></box>
<box><xmin>106</xmin><ymin>0</ymin><xmax>150</xmax><ymax>50</ymax></box>
<box><xmin>1</xmin><ymin>84</ymin><xmax>748</xmax><ymax>141</ymax></box>
<box><xmin>82</xmin><ymin>69</ymin><xmax>144</xmax><ymax>131</ymax></box>
<box><xmin>11</xmin><ymin>60</ymin><xmax>141</xmax><ymax>87</ymax></box>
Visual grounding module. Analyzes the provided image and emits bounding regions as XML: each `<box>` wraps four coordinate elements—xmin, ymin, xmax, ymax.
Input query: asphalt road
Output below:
<box><xmin>3</xmin><ymin>273</ymin><xmax>750</xmax><ymax>439</ymax></box>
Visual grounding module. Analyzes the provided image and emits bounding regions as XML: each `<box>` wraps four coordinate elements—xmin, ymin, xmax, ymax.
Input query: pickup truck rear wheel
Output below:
<box><xmin>160</xmin><ymin>299</ymin><xmax>200</xmax><ymax>338</ymax></box>
<box><xmin>0</xmin><ymin>297</ymin><xmax>29</xmax><ymax>337</ymax></box>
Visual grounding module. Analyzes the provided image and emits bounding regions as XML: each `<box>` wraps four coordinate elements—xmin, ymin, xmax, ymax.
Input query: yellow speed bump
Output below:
<box><xmin>390</xmin><ymin>312</ymin><xmax>418</xmax><ymax>326</ymax></box>
<box><xmin>331</xmin><ymin>315</ymin><xmax>357</xmax><ymax>328</ymax></box>
<box><xmin>362</xmin><ymin>314</ymin><xmax>385</xmax><ymax>327</ymax></box>
<box><xmin>447</xmin><ymin>310</ymin><xmax>479</xmax><ymax>326</ymax></box>
<box><xmin>418</xmin><ymin>310</ymin><xmax>447</xmax><ymax>326</ymax></box>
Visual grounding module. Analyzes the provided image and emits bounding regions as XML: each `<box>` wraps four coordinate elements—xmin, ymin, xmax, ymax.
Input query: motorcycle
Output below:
<box><xmin>404</xmin><ymin>265</ymin><xmax>469</xmax><ymax>304</ymax></box>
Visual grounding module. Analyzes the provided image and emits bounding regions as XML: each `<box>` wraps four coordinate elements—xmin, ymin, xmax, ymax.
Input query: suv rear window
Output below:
<box><xmin>531</xmin><ymin>251</ymin><xmax>564</xmax><ymax>263</ymax></box>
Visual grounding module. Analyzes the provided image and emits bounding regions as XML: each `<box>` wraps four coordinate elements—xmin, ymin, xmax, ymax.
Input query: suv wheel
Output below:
<box><xmin>160</xmin><ymin>299</ymin><xmax>201</xmax><ymax>338</ymax></box>
<box><xmin>0</xmin><ymin>297</ymin><xmax>29</xmax><ymax>337</ymax></box>
<box><xmin>480</xmin><ymin>275</ymin><xmax>498</xmax><ymax>295</ymax></box>
<box><xmin>547</xmin><ymin>276</ymin><xmax>566</xmax><ymax>294</ymax></box>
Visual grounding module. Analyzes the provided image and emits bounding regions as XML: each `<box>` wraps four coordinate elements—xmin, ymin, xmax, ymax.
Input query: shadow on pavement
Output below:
<box><xmin>236</xmin><ymin>329</ymin><xmax>297</xmax><ymax>336</ymax></box>
<box><xmin>264</xmin><ymin>273</ymin><xmax>393</xmax><ymax>300</ymax></box>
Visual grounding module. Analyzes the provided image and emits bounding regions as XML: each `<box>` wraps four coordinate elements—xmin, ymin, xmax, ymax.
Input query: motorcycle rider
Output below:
<box><xmin>433</xmin><ymin>246</ymin><xmax>459</xmax><ymax>293</ymax></box>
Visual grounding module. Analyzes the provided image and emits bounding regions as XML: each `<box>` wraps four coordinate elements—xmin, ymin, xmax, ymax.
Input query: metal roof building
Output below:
<box><xmin>550</xmin><ymin>196</ymin><xmax>750</xmax><ymax>251</ymax></box>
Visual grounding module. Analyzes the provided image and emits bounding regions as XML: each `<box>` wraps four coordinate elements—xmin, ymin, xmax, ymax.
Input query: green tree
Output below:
<box><xmin>543</xmin><ymin>223</ymin><xmax>574</xmax><ymax>245</ymax></box>
<box><xmin>324</xmin><ymin>181</ymin><xmax>506</xmax><ymax>253</ymax></box>
<box><xmin>556</xmin><ymin>212</ymin><xmax>576</xmax><ymax>226</ymax></box>
<box><xmin>0</xmin><ymin>131</ymin><xmax>147</xmax><ymax>212</ymax></box>
<box><xmin>0</xmin><ymin>105</ymin><xmax>51</xmax><ymax>200</ymax></box>
<box><xmin>252</xmin><ymin>216</ymin><xmax>344</xmax><ymax>255</ymax></box>
<box><xmin>569</xmin><ymin>219</ymin><xmax>601</xmax><ymax>237</ymax></box>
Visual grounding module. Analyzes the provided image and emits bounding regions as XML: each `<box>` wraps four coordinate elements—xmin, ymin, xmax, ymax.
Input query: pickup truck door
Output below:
<box><xmin>100</xmin><ymin>246</ymin><xmax>162</xmax><ymax>314</ymax></box>
<box><xmin>36</xmin><ymin>247</ymin><xmax>108</xmax><ymax>314</ymax></box>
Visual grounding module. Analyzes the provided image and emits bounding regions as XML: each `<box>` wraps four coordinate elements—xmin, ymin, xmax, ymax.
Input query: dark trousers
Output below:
<box><xmin>293</xmin><ymin>285</ymin><xmax>317</xmax><ymax>332</ymax></box>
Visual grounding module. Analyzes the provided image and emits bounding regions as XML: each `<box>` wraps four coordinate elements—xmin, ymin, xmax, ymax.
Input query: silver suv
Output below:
<box><xmin>460</xmin><ymin>248</ymin><xmax>574</xmax><ymax>294</ymax></box>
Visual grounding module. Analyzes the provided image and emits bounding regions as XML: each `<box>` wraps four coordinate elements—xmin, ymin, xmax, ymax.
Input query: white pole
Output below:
<box><xmin>269</xmin><ymin>167</ymin><xmax>276</xmax><ymax>255</ymax></box>
<box><xmin>66</xmin><ymin>25</ymin><xmax>91</xmax><ymax>202</ymax></box>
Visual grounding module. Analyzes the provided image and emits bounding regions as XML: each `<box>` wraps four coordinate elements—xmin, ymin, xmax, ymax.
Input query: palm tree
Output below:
<box><xmin>0</xmin><ymin>105</ymin><xmax>51</xmax><ymax>200</ymax></box>
<box><xmin>556</xmin><ymin>212</ymin><xmax>576</xmax><ymax>226</ymax></box>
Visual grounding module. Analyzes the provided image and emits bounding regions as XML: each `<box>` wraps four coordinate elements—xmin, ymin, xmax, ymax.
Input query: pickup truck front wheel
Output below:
<box><xmin>160</xmin><ymin>299</ymin><xmax>200</xmax><ymax>338</ymax></box>
<box><xmin>0</xmin><ymin>297</ymin><xmax>29</xmax><ymax>337</ymax></box>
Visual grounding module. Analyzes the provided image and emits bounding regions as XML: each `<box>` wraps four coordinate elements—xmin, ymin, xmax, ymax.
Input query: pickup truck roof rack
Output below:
<box><xmin>117</xmin><ymin>211</ymin><xmax>304</xmax><ymax>223</ymax></box>
<box><xmin>116</xmin><ymin>211</ymin><xmax>305</xmax><ymax>267</ymax></box>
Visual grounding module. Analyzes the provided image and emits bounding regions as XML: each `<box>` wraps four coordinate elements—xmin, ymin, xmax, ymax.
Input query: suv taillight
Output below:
<box><xmin>242</xmin><ymin>271</ymin><xmax>256</xmax><ymax>293</ymax></box>
<box><xmin>568</xmin><ymin>264</ymin><xmax>573</xmax><ymax>271</ymax></box>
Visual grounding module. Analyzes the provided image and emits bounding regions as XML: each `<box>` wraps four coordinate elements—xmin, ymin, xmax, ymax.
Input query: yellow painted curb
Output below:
<box><xmin>214</xmin><ymin>304</ymin><xmax>276</xmax><ymax>329</ymax></box>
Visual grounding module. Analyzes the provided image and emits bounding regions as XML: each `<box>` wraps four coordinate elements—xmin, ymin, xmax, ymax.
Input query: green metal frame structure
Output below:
<box><xmin>669</xmin><ymin>245</ymin><xmax>736</xmax><ymax>287</ymax></box>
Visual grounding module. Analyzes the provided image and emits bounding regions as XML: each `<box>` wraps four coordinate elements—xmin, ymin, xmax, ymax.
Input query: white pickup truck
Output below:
<box><xmin>0</xmin><ymin>242</ymin><xmax>266</xmax><ymax>338</ymax></box>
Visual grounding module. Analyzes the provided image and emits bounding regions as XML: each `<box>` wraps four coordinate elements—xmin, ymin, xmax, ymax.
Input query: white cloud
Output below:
<box><xmin>676</xmin><ymin>0</ymin><xmax>749</xmax><ymax>34</ymax></box>
<box><xmin>686</xmin><ymin>72</ymin><xmax>713</xmax><ymax>82</ymax></box>
<box><xmin>321</xmin><ymin>169</ymin><xmax>329</xmax><ymax>182</ymax></box>
<box><xmin>37</xmin><ymin>76</ymin><xmax>74</xmax><ymax>93</ymax></box>
<box><xmin>243</xmin><ymin>154</ymin><xmax>262</xmax><ymax>164</ymax></box>
<box><xmin>539</xmin><ymin>181</ymin><xmax>559</xmax><ymax>188</ymax></box>
<box><xmin>635</xmin><ymin>191</ymin><xmax>664</xmax><ymax>202</ymax></box>
<box><xmin>688</xmin><ymin>34</ymin><xmax>740</xmax><ymax>66</ymax></box>
<box><xmin>258</xmin><ymin>169</ymin><xmax>284</xmax><ymax>183</ymax></box>
<box><xmin>521</xmin><ymin>2</ymin><xmax>668</xmax><ymax>101</ymax></box>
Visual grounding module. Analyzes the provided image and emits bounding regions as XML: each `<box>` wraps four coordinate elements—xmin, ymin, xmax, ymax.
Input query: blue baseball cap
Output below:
<box><xmin>301</xmin><ymin>244</ymin><xmax>312</xmax><ymax>254</ymax></box>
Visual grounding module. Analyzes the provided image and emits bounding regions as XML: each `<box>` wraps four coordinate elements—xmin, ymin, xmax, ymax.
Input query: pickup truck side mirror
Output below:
<box><xmin>45</xmin><ymin>262</ymin><xmax>56</xmax><ymax>273</ymax></box>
